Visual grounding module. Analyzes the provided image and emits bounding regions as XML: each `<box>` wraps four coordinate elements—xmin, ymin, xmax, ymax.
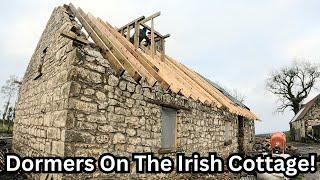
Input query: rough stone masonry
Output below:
<box><xmin>12</xmin><ymin>6</ymin><xmax>255</xmax><ymax>179</ymax></box>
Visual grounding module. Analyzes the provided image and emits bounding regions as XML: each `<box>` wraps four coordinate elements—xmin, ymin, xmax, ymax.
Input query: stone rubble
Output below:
<box><xmin>252</xmin><ymin>135</ymin><xmax>299</xmax><ymax>156</ymax></box>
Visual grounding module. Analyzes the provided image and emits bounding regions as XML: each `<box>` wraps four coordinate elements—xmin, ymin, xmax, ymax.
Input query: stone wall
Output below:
<box><xmin>243</xmin><ymin>119</ymin><xmax>255</xmax><ymax>153</ymax></box>
<box><xmin>13</xmin><ymin>5</ymin><xmax>255</xmax><ymax>179</ymax></box>
<box><xmin>62</xmin><ymin>40</ymin><xmax>253</xmax><ymax>179</ymax></box>
<box><xmin>304</xmin><ymin>98</ymin><xmax>320</xmax><ymax>136</ymax></box>
<box><xmin>291</xmin><ymin>119</ymin><xmax>305</xmax><ymax>141</ymax></box>
<box><xmin>13</xmin><ymin>5</ymin><xmax>70</xmax><ymax>158</ymax></box>
<box><xmin>12</xmin><ymin>6</ymin><xmax>82</xmax><ymax>179</ymax></box>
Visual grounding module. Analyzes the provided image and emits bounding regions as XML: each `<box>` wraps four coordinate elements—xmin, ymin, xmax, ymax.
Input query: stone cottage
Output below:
<box><xmin>290</xmin><ymin>94</ymin><xmax>320</xmax><ymax>141</ymax></box>
<box><xmin>12</xmin><ymin>4</ymin><xmax>258</xmax><ymax>179</ymax></box>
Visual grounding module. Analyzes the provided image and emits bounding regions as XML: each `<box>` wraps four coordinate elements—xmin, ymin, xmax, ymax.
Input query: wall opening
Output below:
<box><xmin>34</xmin><ymin>47</ymin><xmax>48</xmax><ymax>80</ymax></box>
<box><xmin>224</xmin><ymin>120</ymin><xmax>232</xmax><ymax>146</ymax></box>
<box><xmin>161</xmin><ymin>107</ymin><xmax>177</xmax><ymax>150</ymax></box>
<box><xmin>238</xmin><ymin>115</ymin><xmax>244</xmax><ymax>154</ymax></box>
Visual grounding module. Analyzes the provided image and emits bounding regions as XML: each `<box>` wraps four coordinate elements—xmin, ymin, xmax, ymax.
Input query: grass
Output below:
<box><xmin>283</xmin><ymin>131</ymin><xmax>292</xmax><ymax>142</ymax></box>
<box><xmin>0</xmin><ymin>120</ymin><xmax>13</xmax><ymax>133</ymax></box>
<box><xmin>292</xmin><ymin>175</ymin><xmax>304</xmax><ymax>180</ymax></box>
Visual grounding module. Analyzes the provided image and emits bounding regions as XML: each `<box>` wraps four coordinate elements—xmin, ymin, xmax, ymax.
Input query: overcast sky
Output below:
<box><xmin>1</xmin><ymin>0</ymin><xmax>319</xmax><ymax>134</ymax></box>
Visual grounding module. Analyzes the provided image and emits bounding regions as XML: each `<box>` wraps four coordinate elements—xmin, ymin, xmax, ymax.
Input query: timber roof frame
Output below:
<box><xmin>66</xmin><ymin>3</ymin><xmax>259</xmax><ymax>120</ymax></box>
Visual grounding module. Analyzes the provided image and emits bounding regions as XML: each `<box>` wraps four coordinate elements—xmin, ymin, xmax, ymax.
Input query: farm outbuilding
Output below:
<box><xmin>290</xmin><ymin>94</ymin><xmax>320</xmax><ymax>142</ymax></box>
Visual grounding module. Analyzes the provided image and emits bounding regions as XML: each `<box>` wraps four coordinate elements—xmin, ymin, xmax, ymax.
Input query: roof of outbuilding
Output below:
<box><xmin>290</xmin><ymin>94</ymin><xmax>320</xmax><ymax>123</ymax></box>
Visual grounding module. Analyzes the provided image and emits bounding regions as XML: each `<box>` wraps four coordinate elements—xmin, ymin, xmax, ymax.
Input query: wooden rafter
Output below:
<box><xmin>140</xmin><ymin>49</ymin><xmax>215</xmax><ymax>104</ymax></box>
<box><xmin>76</xmin><ymin>8</ymin><xmax>143</xmax><ymax>82</ymax></box>
<box><xmin>97</xmin><ymin>17</ymin><xmax>171</xmax><ymax>89</ymax></box>
<box><xmin>67</xmin><ymin>4</ymin><xmax>258</xmax><ymax>120</ymax></box>
<box><xmin>154</xmin><ymin>54</ymin><xmax>223</xmax><ymax>107</ymax></box>
<box><xmin>85</xmin><ymin>11</ymin><xmax>158</xmax><ymax>86</ymax></box>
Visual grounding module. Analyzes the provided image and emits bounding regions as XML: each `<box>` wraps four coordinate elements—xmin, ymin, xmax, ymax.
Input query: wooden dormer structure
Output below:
<box><xmin>117</xmin><ymin>12</ymin><xmax>170</xmax><ymax>60</ymax></box>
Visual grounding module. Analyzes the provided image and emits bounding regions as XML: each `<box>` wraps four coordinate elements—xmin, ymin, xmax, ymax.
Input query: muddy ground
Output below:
<box><xmin>254</xmin><ymin>135</ymin><xmax>320</xmax><ymax>179</ymax></box>
<box><xmin>286</xmin><ymin>141</ymin><xmax>320</xmax><ymax>180</ymax></box>
<box><xmin>0</xmin><ymin>133</ymin><xmax>27</xmax><ymax>179</ymax></box>
<box><xmin>287</xmin><ymin>141</ymin><xmax>320</xmax><ymax>156</ymax></box>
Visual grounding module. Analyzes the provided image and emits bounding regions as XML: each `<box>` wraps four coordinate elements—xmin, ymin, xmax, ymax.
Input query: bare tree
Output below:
<box><xmin>1</xmin><ymin>75</ymin><xmax>21</xmax><ymax>122</ymax></box>
<box><xmin>266</xmin><ymin>61</ymin><xmax>320</xmax><ymax>114</ymax></box>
